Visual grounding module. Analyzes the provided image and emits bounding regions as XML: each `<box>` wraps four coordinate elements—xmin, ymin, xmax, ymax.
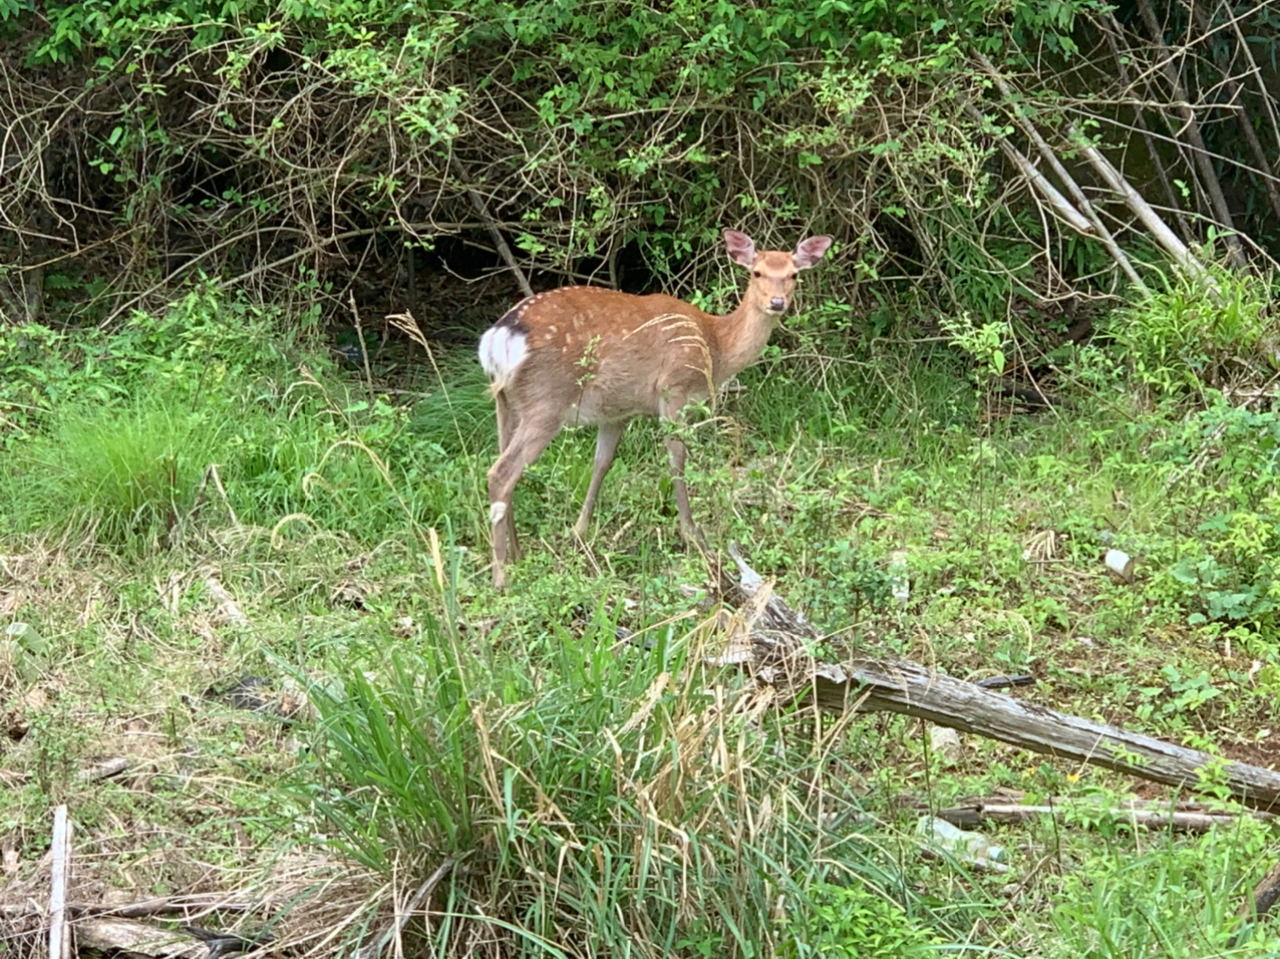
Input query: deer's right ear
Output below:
<box><xmin>723</xmin><ymin>230</ymin><xmax>757</xmax><ymax>267</ymax></box>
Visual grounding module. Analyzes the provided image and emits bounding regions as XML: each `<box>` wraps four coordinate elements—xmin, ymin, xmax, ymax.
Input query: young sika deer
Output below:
<box><xmin>478</xmin><ymin>229</ymin><xmax>833</xmax><ymax>589</ymax></box>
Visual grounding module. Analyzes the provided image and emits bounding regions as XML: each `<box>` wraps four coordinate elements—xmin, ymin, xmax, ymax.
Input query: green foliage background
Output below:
<box><xmin>1</xmin><ymin>0</ymin><xmax>1107</xmax><ymax>331</ymax></box>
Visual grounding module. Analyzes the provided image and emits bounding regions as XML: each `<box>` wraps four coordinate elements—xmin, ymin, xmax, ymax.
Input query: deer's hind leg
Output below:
<box><xmin>487</xmin><ymin>407</ymin><xmax>561</xmax><ymax>589</ymax></box>
<box><xmin>493</xmin><ymin>389</ymin><xmax>522</xmax><ymax>561</ymax></box>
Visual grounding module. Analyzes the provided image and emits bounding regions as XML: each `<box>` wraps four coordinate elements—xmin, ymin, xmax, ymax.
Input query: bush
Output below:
<box><xmin>1146</xmin><ymin>397</ymin><xmax>1280</xmax><ymax>637</ymax></box>
<box><xmin>1113</xmin><ymin>268</ymin><xmax>1277</xmax><ymax>400</ymax></box>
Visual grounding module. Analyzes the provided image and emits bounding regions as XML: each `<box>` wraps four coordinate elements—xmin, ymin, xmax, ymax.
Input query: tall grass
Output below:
<box><xmin>6</xmin><ymin>394</ymin><xmax>228</xmax><ymax>545</ymax></box>
<box><xmin>0</xmin><ymin>300</ymin><xmax>497</xmax><ymax>550</ymax></box>
<box><xmin>295</xmin><ymin>604</ymin><xmax>945</xmax><ymax>959</ymax></box>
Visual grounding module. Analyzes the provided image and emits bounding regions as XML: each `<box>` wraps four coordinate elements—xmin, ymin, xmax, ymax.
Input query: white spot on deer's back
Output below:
<box><xmin>478</xmin><ymin>325</ymin><xmax>528</xmax><ymax>389</ymax></box>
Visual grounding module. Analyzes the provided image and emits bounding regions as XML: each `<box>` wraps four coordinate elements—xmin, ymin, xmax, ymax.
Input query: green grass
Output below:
<box><xmin>4</xmin><ymin>393</ymin><xmax>232</xmax><ymax>545</ymax></box>
<box><xmin>2</xmin><ymin>283</ymin><xmax>1280</xmax><ymax>958</ymax></box>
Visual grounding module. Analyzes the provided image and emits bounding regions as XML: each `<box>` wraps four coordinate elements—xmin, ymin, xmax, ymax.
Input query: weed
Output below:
<box><xmin>783</xmin><ymin>882</ymin><xmax>943</xmax><ymax>958</ymax></box>
<box><xmin>1112</xmin><ymin>266</ymin><xmax>1277</xmax><ymax>401</ymax></box>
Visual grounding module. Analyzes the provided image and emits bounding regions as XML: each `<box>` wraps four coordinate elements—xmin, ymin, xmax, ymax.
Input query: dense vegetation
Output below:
<box><xmin>2</xmin><ymin>0</ymin><xmax>1280</xmax><ymax>957</ymax></box>
<box><xmin>3</xmin><ymin>0</ymin><xmax>1278</xmax><ymax>330</ymax></box>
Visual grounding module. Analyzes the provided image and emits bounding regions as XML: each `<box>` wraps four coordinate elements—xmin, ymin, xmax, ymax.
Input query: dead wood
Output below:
<box><xmin>991</xmin><ymin>380</ymin><xmax>1073</xmax><ymax>411</ymax></box>
<box><xmin>972</xmin><ymin>53</ymin><xmax>1149</xmax><ymax>293</ymax></box>
<box><xmin>48</xmin><ymin>806</ymin><xmax>71</xmax><ymax>959</ymax></box>
<box><xmin>1252</xmin><ymin>861</ymin><xmax>1280</xmax><ymax>920</ymax></box>
<box><xmin>466</xmin><ymin>186</ymin><xmax>534</xmax><ymax>300</ymax></box>
<box><xmin>1067</xmin><ymin>120</ymin><xmax>1213</xmax><ymax>285</ymax></box>
<box><xmin>355</xmin><ymin>859</ymin><xmax>454</xmax><ymax>959</ymax></box>
<box><xmin>1185</xmin><ymin>2</ymin><xmax>1280</xmax><ymax>226</ymax></box>
<box><xmin>82</xmin><ymin>758</ymin><xmax>129</xmax><ymax>783</ymax></box>
<box><xmin>75</xmin><ymin>918</ymin><xmax>206</xmax><ymax>959</ymax></box>
<box><xmin>717</xmin><ymin>546</ymin><xmax>1280</xmax><ymax>813</ymax></box>
<box><xmin>961</xmin><ymin>102</ymin><xmax>1093</xmax><ymax>236</ymax></box>
<box><xmin>1097</xmin><ymin>13</ymin><xmax>1198</xmax><ymax>247</ymax></box>
<box><xmin>1231</xmin><ymin>859</ymin><xmax>1280</xmax><ymax>947</ymax></box>
<box><xmin>936</xmin><ymin>798</ymin><xmax>1273</xmax><ymax>832</ymax></box>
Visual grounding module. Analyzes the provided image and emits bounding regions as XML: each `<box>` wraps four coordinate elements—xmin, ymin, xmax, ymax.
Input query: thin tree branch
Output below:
<box><xmin>1136</xmin><ymin>0</ymin><xmax>1246</xmax><ymax>267</ymax></box>
<box><xmin>1185</xmin><ymin>0</ymin><xmax>1280</xmax><ymax>224</ymax></box>
<box><xmin>962</xmin><ymin>103</ymin><xmax>1093</xmax><ymax>234</ymax></box>
<box><xmin>1097</xmin><ymin>14</ymin><xmax>1198</xmax><ymax>246</ymax></box>
<box><xmin>1220</xmin><ymin>0</ymin><xmax>1280</xmax><ymax>164</ymax></box>
<box><xmin>467</xmin><ymin>186</ymin><xmax>534</xmax><ymax>299</ymax></box>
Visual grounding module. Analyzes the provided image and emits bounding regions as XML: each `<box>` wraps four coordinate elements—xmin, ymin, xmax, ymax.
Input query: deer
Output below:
<box><xmin>478</xmin><ymin>229</ymin><xmax>833</xmax><ymax>589</ymax></box>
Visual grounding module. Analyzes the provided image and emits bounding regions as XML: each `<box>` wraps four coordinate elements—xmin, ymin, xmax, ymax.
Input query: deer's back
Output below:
<box><xmin>483</xmin><ymin>287</ymin><xmax>719</xmax><ymax>426</ymax></box>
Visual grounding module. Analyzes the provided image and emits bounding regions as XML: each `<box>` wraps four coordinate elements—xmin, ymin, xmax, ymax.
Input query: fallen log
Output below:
<box><xmin>716</xmin><ymin>546</ymin><xmax>1280</xmax><ymax>813</ymax></box>
<box><xmin>1232</xmin><ymin>859</ymin><xmax>1280</xmax><ymax>947</ymax></box>
<box><xmin>936</xmin><ymin>798</ymin><xmax>1274</xmax><ymax>833</ymax></box>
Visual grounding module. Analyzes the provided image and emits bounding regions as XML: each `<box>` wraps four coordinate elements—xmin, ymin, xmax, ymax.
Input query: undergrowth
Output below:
<box><xmin>2</xmin><ymin>272</ymin><xmax>1280</xmax><ymax>957</ymax></box>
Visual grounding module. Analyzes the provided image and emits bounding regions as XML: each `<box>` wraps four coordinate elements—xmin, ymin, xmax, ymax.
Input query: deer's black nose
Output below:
<box><xmin>769</xmin><ymin>297</ymin><xmax>786</xmax><ymax>312</ymax></box>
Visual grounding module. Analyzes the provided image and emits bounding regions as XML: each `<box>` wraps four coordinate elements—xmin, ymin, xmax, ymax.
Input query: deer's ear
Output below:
<box><xmin>724</xmin><ymin>230</ymin><xmax>757</xmax><ymax>267</ymax></box>
<box><xmin>793</xmin><ymin>236</ymin><xmax>833</xmax><ymax>270</ymax></box>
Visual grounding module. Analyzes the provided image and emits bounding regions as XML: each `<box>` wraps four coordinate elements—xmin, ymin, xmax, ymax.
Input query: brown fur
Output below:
<box><xmin>481</xmin><ymin>231</ymin><xmax>833</xmax><ymax>588</ymax></box>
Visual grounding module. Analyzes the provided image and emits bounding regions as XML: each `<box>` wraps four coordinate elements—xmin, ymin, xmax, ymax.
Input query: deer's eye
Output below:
<box><xmin>753</xmin><ymin>271</ymin><xmax>763</xmax><ymax>278</ymax></box>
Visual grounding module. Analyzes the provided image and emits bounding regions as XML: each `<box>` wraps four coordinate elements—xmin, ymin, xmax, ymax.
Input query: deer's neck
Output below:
<box><xmin>712</xmin><ymin>300</ymin><xmax>778</xmax><ymax>384</ymax></box>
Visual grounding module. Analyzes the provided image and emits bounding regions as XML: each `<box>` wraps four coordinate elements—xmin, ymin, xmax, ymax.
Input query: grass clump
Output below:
<box><xmin>1043</xmin><ymin>820</ymin><xmax>1280</xmax><ymax>957</ymax></box>
<box><xmin>1111</xmin><ymin>266</ymin><xmax>1277</xmax><ymax>400</ymax></box>
<box><xmin>297</xmin><ymin>607</ymin><xmax>941</xmax><ymax>958</ymax></box>
<box><xmin>7</xmin><ymin>394</ymin><xmax>228</xmax><ymax>545</ymax></box>
<box><xmin>0</xmin><ymin>295</ymin><xmax>493</xmax><ymax>549</ymax></box>
<box><xmin>784</xmin><ymin>882</ymin><xmax>944</xmax><ymax>958</ymax></box>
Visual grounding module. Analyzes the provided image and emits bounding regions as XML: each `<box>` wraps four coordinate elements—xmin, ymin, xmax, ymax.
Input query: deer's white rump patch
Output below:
<box><xmin>478</xmin><ymin>325</ymin><xmax>528</xmax><ymax>390</ymax></box>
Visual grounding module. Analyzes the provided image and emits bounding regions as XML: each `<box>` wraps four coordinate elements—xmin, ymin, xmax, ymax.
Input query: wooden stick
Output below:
<box><xmin>467</xmin><ymin>188</ymin><xmax>534</xmax><ymax>299</ymax></box>
<box><xmin>972</xmin><ymin>53</ymin><xmax>1149</xmax><ymax>292</ymax></box>
<box><xmin>719</xmin><ymin>547</ymin><xmax>1280</xmax><ymax>812</ymax></box>
<box><xmin>962</xmin><ymin>104</ymin><xmax>1093</xmax><ymax>235</ymax></box>
<box><xmin>1185</xmin><ymin>1</ymin><xmax>1280</xmax><ymax>225</ymax></box>
<box><xmin>1096</xmin><ymin>14</ymin><xmax>1198</xmax><ymax>247</ymax></box>
<box><xmin>349</xmin><ymin>291</ymin><xmax>376</xmax><ymax>395</ymax></box>
<box><xmin>1250</xmin><ymin>861</ymin><xmax>1280</xmax><ymax>919</ymax></box>
<box><xmin>1231</xmin><ymin>859</ymin><xmax>1280</xmax><ymax>947</ymax></box>
<box><xmin>356</xmin><ymin>859</ymin><xmax>454</xmax><ymax>959</ymax></box>
<box><xmin>81</xmin><ymin>758</ymin><xmax>129</xmax><ymax>783</ymax></box>
<box><xmin>826</xmin><ymin>657</ymin><xmax>1280</xmax><ymax>809</ymax></box>
<box><xmin>938</xmin><ymin>801</ymin><xmax>1271</xmax><ymax>833</ymax></box>
<box><xmin>48</xmin><ymin>805</ymin><xmax>72</xmax><ymax>959</ymax></box>
<box><xmin>1066</xmin><ymin>121</ymin><xmax>1213</xmax><ymax>285</ymax></box>
<box><xmin>1221</xmin><ymin>0</ymin><xmax>1280</xmax><ymax>163</ymax></box>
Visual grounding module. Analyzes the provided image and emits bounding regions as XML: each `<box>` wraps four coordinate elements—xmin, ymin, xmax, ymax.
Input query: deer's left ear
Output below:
<box><xmin>793</xmin><ymin>236</ymin><xmax>833</xmax><ymax>270</ymax></box>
